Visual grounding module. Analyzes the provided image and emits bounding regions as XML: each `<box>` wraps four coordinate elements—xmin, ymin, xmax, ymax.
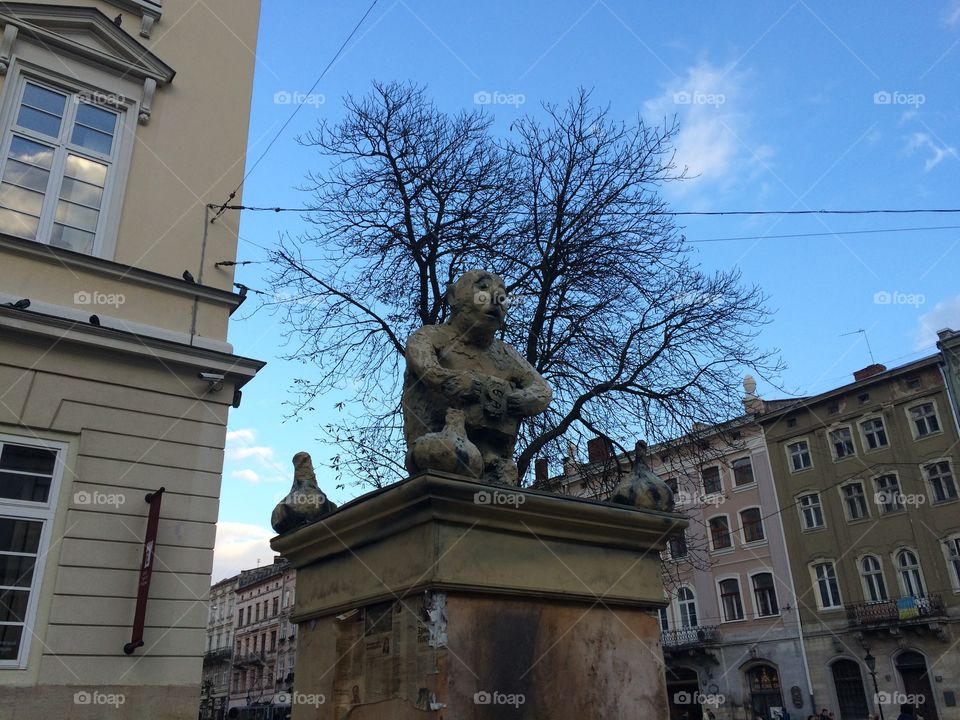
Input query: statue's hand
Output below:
<box><xmin>481</xmin><ymin>377</ymin><xmax>511</xmax><ymax>419</ymax></box>
<box><xmin>506</xmin><ymin>390</ymin><xmax>528</xmax><ymax>417</ymax></box>
<box><xmin>441</xmin><ymin>372</ymin><xmax>481</xmax><ymax>401</ymax></box>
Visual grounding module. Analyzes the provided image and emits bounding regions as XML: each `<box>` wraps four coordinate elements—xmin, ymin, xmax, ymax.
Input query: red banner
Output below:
<box><xmin>124</xmin><ymin>487</ymin><xmax>165</xmax><ymax>655</ymax></box>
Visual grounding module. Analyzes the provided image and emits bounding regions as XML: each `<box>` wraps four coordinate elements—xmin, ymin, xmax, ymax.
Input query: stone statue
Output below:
<box><xmin>609</xmin><ymin>441</ymin><xmax>675</xmax><ymax>512</ymax></box>
<box><xmin>271</xmin><ymin>452</ymin><xmax>337</xmax><ymax>533</ymax></box>
<box><xmin>403</xmin><ymin>270</ymin><xmax>552</xmax><ymax>485</ymax></box>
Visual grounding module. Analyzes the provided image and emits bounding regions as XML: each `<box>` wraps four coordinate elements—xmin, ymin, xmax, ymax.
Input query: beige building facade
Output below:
<box><xmin>229</xmin><ymin>558</ymin><xmax>297</xmax><ymax>718</ymax></box>
<box><xmin>760</xmin><ymin>358</ymin><xmax>960</xmax><ymax>720</ymax></box>
<box><xmin>0</xmin><ymin>1</ymin><xmax>262</xmax><ymax>718</ymax></box>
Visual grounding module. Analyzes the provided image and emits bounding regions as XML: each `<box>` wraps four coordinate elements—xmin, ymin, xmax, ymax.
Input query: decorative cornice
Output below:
<box><xmin>0</xmin><ymin>3</ymin><xmax>174</xmax><ymax>82</ymax></box>
<box><xmin>0</xmin><ymin>233</ymin><xmax>241</xmax><ymax>309</ymax></box>
<box><xmin>0</xmin><ymin>305</ymin><xmax>265</xmax><ymax>383</ymax></box>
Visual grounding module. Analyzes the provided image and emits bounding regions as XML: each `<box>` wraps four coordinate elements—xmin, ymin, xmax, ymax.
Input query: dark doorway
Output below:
<box><xmin>831</xmin><ymin>659</ymin><xmax>869</xmax><ymax>719</ymax></box>
<box><xmin>896</xmin><ymin>651</ymin><xmax>939</xmax><ymax>720</ymax></box>
<box><xmin>747</xmin><ymin>664</ymin><xmax>784</xmax><ymax>720</ymax></box>
<box><xmin>666</xmin><ymin>666</ymin><xmax>703</xmax><ymax>720</ymax></box>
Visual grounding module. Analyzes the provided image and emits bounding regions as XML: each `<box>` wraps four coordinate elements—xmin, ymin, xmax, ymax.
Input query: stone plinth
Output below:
<box><xmin>271</xmin><ymin>472</ymin><xmax>685</xmax><ymax>719</ymax></box>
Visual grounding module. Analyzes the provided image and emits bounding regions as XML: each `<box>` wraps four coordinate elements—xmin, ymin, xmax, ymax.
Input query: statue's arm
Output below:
<box><xmin>406</xmin><ymin>329</ymin><xmax>479</xmax><ymax>399</ymax></box>
<box><xmin>503</xmin><ymin>345</ymin><xmax>552</xmax><ymax>416</ymax></box>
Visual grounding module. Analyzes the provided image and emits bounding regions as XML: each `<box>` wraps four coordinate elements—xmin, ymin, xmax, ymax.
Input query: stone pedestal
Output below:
<box><xmin>271</xmin><ymin>472</ymin><xmax>685</xmax><ymax>719</ymax></box>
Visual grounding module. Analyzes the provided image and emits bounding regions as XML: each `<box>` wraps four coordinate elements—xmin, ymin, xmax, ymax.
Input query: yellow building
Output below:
<box><xmin>0</xmin><ymin>1</ymin><xmax>262</xmax><ymax>717</ymax></box>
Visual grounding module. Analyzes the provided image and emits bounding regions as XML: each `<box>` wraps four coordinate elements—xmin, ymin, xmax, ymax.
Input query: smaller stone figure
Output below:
<box><xmin>408</xmin><ymin>408</ymin><xmax>483</xmax><ymax>478</ymax></box>
<box><xmin>271</xmin><ymin>451</ymin><xmax>337</xmax><ymax>533</ymax></box>
<box><xmin>609</xmin><ymin>440</ymin><xmax>675</xmax><ymax>512</ymax></box>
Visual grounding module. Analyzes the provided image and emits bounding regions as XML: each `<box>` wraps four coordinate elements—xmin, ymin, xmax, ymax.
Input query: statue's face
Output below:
<box><xmin>452</xmin><ymin>271</ymin><xmax>507</xmax><ymax>329</ymax></box>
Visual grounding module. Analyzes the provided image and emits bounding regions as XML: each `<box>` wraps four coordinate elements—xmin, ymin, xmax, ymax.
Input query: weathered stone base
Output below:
<box><xmin>0</xmin><ymin>684</ymin><xmax>200</xmax><ymax>720</ymax></box>
<box><xmin>273</xmin><ymin>472</ymin><xmax>685</xmax><ymax>719</ymax></box>
<box><xmin>291</xmin><ymin>592</ymin><xmax>667</xmax><ymax>719</ymax></box>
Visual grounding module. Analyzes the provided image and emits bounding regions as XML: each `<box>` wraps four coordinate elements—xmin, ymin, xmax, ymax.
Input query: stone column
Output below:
<box><xmin>271</xmin><ymin>472</ymin><xmax>685</xmax><ymax>719</ymax></box>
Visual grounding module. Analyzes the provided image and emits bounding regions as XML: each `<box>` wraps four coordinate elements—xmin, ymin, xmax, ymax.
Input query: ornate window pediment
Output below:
<box><xmin>0</xmin><ymin>4</ymin><xmax>174</xmax><ymax>84</ymax></box>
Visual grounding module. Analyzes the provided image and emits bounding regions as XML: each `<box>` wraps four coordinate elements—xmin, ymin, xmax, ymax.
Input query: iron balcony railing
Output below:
<box><xmin>661</xmin><ymin>625</ymin><xmax>719</xmax><ymax>648</ymax></box>
<box><xmin>202</xmin><ymin>647</ymin><xmax>233</xmax><ymax>665</ymax></box>
<box><xmin>846</xmin><ymin>593</ymin><xmax>946</xmax><ymax>627</ymax></box>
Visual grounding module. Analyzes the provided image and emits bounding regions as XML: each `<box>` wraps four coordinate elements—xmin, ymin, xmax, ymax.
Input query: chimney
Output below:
<box><xmin>586</xmin><ymin>437</ymin><xmax>610</xmax><ymax>464</ymax></box>
<box><xmin>853</xmin><ymin>363</ymin><xmax>887</xmax><ymax>382</ymax></box>
<box><xmin>534</xmin><ymin>458</ymin><xmax>549</xmax><ymax>485</ymax></box>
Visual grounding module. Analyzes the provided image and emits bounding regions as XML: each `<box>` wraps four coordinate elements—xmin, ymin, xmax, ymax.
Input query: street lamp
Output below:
<box><xmin>864</xmin><ymin>650</ymin><xmax>885</xmax><ymax>720</ymax></box>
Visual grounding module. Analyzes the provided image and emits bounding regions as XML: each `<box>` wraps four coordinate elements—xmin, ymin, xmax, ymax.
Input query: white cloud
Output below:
<box><xmin>945</xmin><ymin>0</ymin><xmax>960</xmax><ymax>26</ymax></box>
<box><xmin>903</xmin><ymin>132</ymin><xmax>959</xmax><ymax>172</ymax></box>
<box><xmin>211</xmin><ymin>521</ymin><xmax>276</xmax><ymax>582</ymax></box>
<box><xmin>231</xmin><ymin>468</ymin><xmax>261</xmax><ymax>483</ymax></box>
<box><xmin>224</xmin><ymin>427</ymin><xmax>288</xmax><ymax>483</ymax></box>
<box><xmin>643</xmin><ymin>61</ymin><xmax>771</xmax><ymax>200</ymax></box>
<box><xmin>915</xmin><ymin>295</ymin><xmax>960</xmax><ymax>349</ymax></box>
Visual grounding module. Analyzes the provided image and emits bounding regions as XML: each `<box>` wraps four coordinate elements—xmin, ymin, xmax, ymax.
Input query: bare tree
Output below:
<box><xmin>267</xmin><ymin>82</ymin><xmax>780</xmax><ymax>490</ymax></box>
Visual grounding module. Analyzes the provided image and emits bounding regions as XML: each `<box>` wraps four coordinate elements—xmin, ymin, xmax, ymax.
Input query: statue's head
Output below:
<box><xmin>447</xmin><ymin>270</ymin><xmax>508</xmax><ymax>333</ymax></box>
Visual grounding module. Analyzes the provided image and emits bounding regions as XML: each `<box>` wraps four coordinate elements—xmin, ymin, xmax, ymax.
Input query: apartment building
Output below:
<box><xmin>938</xmin><ymin>328</ymin><xmax>960</xmax><ymax>432</ymax></box>
<box><xmin>540</xmin><ymin>382</ymin><xmax>812</xmax><ymax>720</ymax></box>
<box><xmin>202</xmin><ymin>574</ymin><xmax>240</xmax><ymax>720</ymax></box>
<box><xmin>229</xmin><ymin>558</ymin><xmax>297</xmax><ymax>718</ymax></box>
<box><xmin>760</xmin><ymin>357</ymin><xmax>960</xmax><ymax>720</ymax></box>
<box><xmin>0</xmin><ymin>1</ymin><xmax>263</xmax><ymax>718</ymax></box>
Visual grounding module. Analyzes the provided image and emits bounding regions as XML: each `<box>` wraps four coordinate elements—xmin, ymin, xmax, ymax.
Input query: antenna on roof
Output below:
<box><xmin>840</xmin><ymin>329</ymin><xmax>876</xmax><ymax>364</ymax></box>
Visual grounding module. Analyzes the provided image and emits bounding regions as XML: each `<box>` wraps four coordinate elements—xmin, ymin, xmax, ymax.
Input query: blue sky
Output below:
<box><xmin>210</xmin><ymin>0</ymin><xmax>960</xmax><ymax>579</ymax></box>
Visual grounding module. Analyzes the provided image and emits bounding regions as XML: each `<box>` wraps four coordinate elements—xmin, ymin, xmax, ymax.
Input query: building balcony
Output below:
<box><xmin>661</xmin><ymin>626</ymin><xmax>720</xmax><ymax>650</ymax></box>
<box><xmin>233</xmin><ymin>651</ymin><xmax>267</xmax><ymax>666</ymax></box>
<box><xmin>846</xmin><ymin>593</ymin><xmax>947</xmax><ymax>635</ymax></box>
<box><xmin>202</xmin><ymin>647</ymin><xmax>233</xmax><ymax>665</ymax></box>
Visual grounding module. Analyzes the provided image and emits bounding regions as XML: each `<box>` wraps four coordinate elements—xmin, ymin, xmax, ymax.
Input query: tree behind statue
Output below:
<box><xmin>266</xmin><ymin>81</ymin><xmax>781</xmax><ymax>489</ymax></box>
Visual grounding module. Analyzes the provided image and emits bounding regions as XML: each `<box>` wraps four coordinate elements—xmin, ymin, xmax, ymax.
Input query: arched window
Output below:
<box><xmin>677</xmin><ymin>586</ymin><xmax>698</xmax><ymax>628</ymax></box>
<box><xmin>860</xmin><ymin>555</ymin><xmax>888</xmax><ymax>602</ymax></box>
<box><xmin>831</xmin><ymin>659</ymin><xmax>869</xmax><ymax>718</ymax></box>
<box><xmin>897</xmin><ymin>549</ymin><xmax>925</xmax><ymax>597</ymax></box>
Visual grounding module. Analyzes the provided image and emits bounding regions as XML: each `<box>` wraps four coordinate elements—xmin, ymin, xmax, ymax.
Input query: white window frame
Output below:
<box><xmin>942</xmin><ymin>535</ymin><xmax>960</xmax><ymax>593</ymax></box>
<box><xmin>0</xmin><ymin>433</ymin><xmax>67</xmax><ymax>669</ymax></box>
<box><xmin>665</xmin><ymin>529</ymin><xmax>688</xmax><ymax>561</ymax></box>
<box><xmin>810</xmin><ymin>560</ymin><xmax>843</xmax><ymax>610</ymax></box>
<box><xmin>838</xmin><ymin>481</ymin><xmax>871</xmax><ymax>522</ymax></box>
<box><xmin>716</xmin><ymin>575</ymin><xmax>745</xmax><ymax>623</ymax></box>
<box><xmin>827</xmin><ymin>424</ymin><xmax>857</xmax><ymax>461</ymax></box>
<box><xmin>739</xmin><ymin>506</ymin><xmax>766</xmax><ymax>545</ymax></box>
<box><xmin>921</xmin><ymin>458</ymin><xmax>958</xmax><ymax>505</ymax></box>
<box><xmin>708</xmin><ymin>513</ymin><xmax>734</xmax><ymax>552</ymax></box>
<box><xmin>798</xmin><ymin>491</ymin><xmax>826</xmax><ymax>531</ymax></box>
<box><xmin>858</xmin><ymin>554</ymin><xmax>888</xmax><ymax>603</ymax></box>
<box><xmin>858</xmin><ymin>415</ymin><xmax>889</xmax><ymax>452</ymax></box>
<box><xmin>748</xmin><ymin>569</ymin><xmax>780</xmax><ymax>618</ymax></box>
<box><xmin>700</xmin><ymin>464</ymin><xmax>724</xmax><ymax>497</ymax></box>
<box><xmin>675</xmin><ymin>585</ymin><xmax>699</xmax><ymax>629</ymax></box>
<box><xmin>731</xmin><ymin>455</ymin><xmax>755</xmax><ymax>489</ymax></box>
<box><xmin>905</xmin><ymin>399</ymin><xmax>943</xmax><ymax>440</ymax></box>
<box><xmin>872</xmin><ymin>472</ymin><xmax>905</xmax><ymax>514</ymax></box>
<box><xmin>786</xmin><ymin>438</ymin><xmax>813</xmax><ymax>473</ymax></box>
<box><xmin>893</xmin><ymin>548</ymin><xmax>927</xmax><ymax>598</ymax></box>
<box><xmin>0</xmin><ymin>60</ymin><xmax>137</xmax><ymax>260</ymax></box>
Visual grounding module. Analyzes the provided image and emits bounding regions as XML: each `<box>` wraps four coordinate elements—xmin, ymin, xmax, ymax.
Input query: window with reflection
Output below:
<box><xmin>0</xmin><ymin>438</ymin><xmax>61</xmax><ymax>667</ymax></box>
<box><xmin>0</xmin><ymin>79</ymin><xmax>120</xmax><ymax>254</ymax></box>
